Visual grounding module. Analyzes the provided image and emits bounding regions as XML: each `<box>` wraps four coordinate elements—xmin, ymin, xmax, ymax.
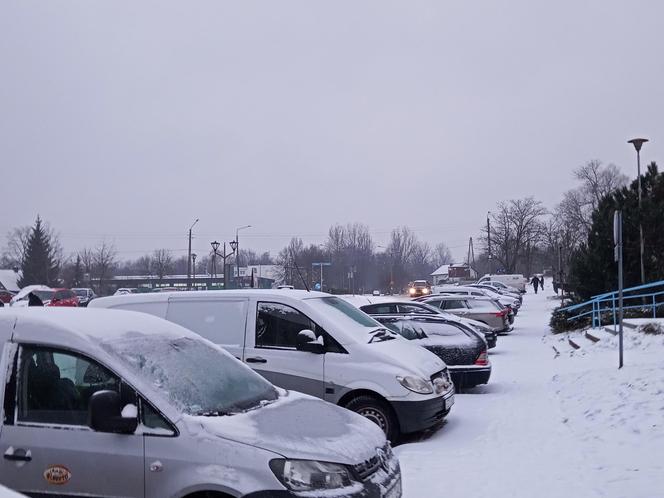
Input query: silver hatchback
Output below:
<box><xmin>418</xmin><ymin>295</ymin><xmax>512</xmax><ymax>333</ymax></box>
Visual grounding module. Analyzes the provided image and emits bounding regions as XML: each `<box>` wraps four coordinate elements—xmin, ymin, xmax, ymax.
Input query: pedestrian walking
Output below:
<box><xmin>540</xmin><ymin>276</ymin><xmax>545</xmax><ymax>291</ymax></box>
<box><xmin>530</xmin><ymin>276</ymin><xmax>539</xmax><ymax>294</ymax></box>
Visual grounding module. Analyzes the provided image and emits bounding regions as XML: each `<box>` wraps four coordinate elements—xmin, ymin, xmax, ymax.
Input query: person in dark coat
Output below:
<box><xmin>530</xmin><ymin>276</ymin><xmax>539</xmax><ymax>294</ymax></box>
<box><xmin>540</xmin><ymin>276</ymin><xmax>545</xmax><ymax>291</ymax></box>
<box><xmin>28</xmin><ymin>292</ymin><xmax>44</xmax><ymax>307</ymax></box>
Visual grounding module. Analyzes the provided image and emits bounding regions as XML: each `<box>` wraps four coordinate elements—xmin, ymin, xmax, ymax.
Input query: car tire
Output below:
<box><xmin>344</xmin><ymin>395</ymin><xmax>400</xmax><ymax>443</ymax></box>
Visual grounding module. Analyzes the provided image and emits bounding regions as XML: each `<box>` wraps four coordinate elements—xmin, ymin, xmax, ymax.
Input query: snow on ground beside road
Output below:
<box><xmin>396</xmin><ymin>279</ymin><xmax>664</xmax><ymax>498</ymax></box>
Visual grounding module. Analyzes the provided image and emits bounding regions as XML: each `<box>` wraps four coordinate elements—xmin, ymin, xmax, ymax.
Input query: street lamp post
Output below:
<box><xmin>235</xmin><ymin>225</ymin><xmax>251</xmax><ymax>288</ymax></box>
<box><xmin>191</xmin><ymin>253</ymin><xmax>197</xmax><ymax>290</ymax></box>
<box><xmin>628</xmin><ymin>138</ymin><xmax>649</xmax><ymax>285</ymax></box>
<box><xmin>377</xmin><ymin>245</ymin><xmax>394</xmax><ymax>295</ymax></box>
<box><xmin>187</xmin><ymin>219</ymin><xmax>199</xmax><ymax>290</ymax></box>
<box><xmin>211</xmin><ymin>240</ymin><xmax>237</xmax><ymax>290</ymax></box>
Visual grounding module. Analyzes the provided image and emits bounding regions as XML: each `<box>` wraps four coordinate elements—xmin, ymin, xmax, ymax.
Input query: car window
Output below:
<box><xmin>468</xmin><ymin>300</ymin><xmax>501</xmax><ymax>311</ymax></box>
<box><xmin>424</xmin><ymin>299</ymin><xmax>443</xmax><ymax>309</ymax></box>
<box><xmin>442</xmin><ymin>300</ymin><xmax>467</xmax><ymax>310</ymax></box>
<box><xmin>361</xmin><ymin>304</ymin><xmax>397</xmax><ymax>314</ymax></box>
<box><xmin>54</xmin><ymin>290</ymin><xmax>75</xmax><ymax>300</ymax></box>
<box><xmin>17</xmin><ymin>346</ymin><xmax>134</xmax><ymax>427</ymax></box>
<box><xmin>166</xmin><ymin>299</ymin><xmax>247</xmax><ymax>348</ymax></box>
<box><xmin>256</xmin><ymin>302</ymin><xmax>322</xmax><ymax>349</ymax></box>
<box><xmin>397</xmin><ymin>304</ymin><xmax>436</xmax><ymax>314</ymax></box>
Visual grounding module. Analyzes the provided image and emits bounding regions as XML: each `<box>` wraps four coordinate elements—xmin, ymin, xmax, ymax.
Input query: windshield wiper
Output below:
<box><xmin>368</xmin><ymin>328</ymin><xmax>396</xmax><ymax>343</ymax></box>
<box><xmin>194</xmin><ymin>409</ymin><xmax>234</xmax><ymax>417</ymax></box>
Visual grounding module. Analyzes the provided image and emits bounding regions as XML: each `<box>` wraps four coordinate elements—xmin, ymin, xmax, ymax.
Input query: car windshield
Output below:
<box><xmin>101</xmin><ymin>335</ymin><xmax>279</xmax><ymax>416</ymax></box>
<box><xmin>414</xmin><ymin>281</ymin><xmax>428</xmax><ymax>286</ymax></box>
<box><xmin>73</xmin><ymin>289</ymin><xmax>88</xmax><ymax>297</ymax></box>
<box><xmin>32</xmin><ymin>290</ymin><xmax>55</xmax><ymax>301</ymax></box>
<box><xmin>305</xmin><ymin>297</ymin><xmax>395</xmax><ymax>342</ymax></box>
<box><xmin>54</xmin><ymin>290</ymin><xmax>75</xmax><ymax>299</ymax></box>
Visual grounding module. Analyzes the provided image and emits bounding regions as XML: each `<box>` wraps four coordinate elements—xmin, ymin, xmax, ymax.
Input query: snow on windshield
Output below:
<box><xmin>101</xmin><ymin>335</ymin><xmax>278</xmax><ymax>415</ymax></box>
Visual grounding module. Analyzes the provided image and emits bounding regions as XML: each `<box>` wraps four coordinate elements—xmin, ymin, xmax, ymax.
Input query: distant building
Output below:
<box><xmin>448</xmin><ymin>263</ymin><xmax>477</xmax><ymax>281</ymax></box>
<box><xmin>0</xmin><ymin>269</ymin><xmax>20</xmax><ymax>292</ymax></box>
<box><xmin>430</xmin><ymin>264</ymin><xmax>450</xmax><ymax>285</ymax></box>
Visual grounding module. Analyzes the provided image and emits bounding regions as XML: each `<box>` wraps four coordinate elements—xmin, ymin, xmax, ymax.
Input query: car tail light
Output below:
<box><xmin>475</xmin><ymin>350</ymin><xmax>489</xmax><ymax>366</ymax></box>
<box><xmin>494</xmin><ymin>309</ymin><xmax>506</xmax><ymax>317</ymax></box>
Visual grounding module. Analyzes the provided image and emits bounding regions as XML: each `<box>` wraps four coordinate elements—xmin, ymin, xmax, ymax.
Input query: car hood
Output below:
<box><xmin>367</xmin><ymin>335</ymin><xmax>446</xmax><ymax>376</ymax></box>
<box><xmin>181</xmin><ymin>391</ymin><xmax>385</xmax><ymax>465</ymax></box>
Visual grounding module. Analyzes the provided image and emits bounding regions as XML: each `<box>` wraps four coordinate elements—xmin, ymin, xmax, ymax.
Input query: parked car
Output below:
<box><xmin>113</xmin><ymin>287</ymin><xmax>138</xmax><ymax>295</ymax></box>
<box><xmin>72</xmin><ymin>287</ymin><xmax>96</xmax><ymax>307</ymax></box>
<box><xmin>407</xmin><ymin>280</ymin><xmax>431</xmax><ymax>297</ymax></box>
<box><xmin>9</xmin><ymin>286</ymin><xmax>54</xmax><ymax>307</ymax></box>
<box><xmin>418</xmin><ymin>295</ymin><xmax>513</xmax><ymax>333</ymax></box>
<box><xmin>0</xmin><ymin>290</ymin><xmax>15</xmax><ymax>304</ymax></box>
<box><xmin>48</xmin><ymin>288</ymin><xmax>79</xmax><ymax>307</ymax></box>
<box><xmin>432</xmin><ymin>285</ymin><xmax>520</xmax><ymax>314</ymax></box>
<box><xmin>478</xmin><ymin>274</ymin><xmax>527</xmax><ymax>293</ymax></box>
<box><xmin>470</xmin><ymin>282</ymin><xmax>522</xmax><ymax>303</ymax></box>
<box><xmin>373</xmin><ymin>315</ymin><xmax>490</xmax><ymax>389</ymax></box>
<box><xmin>342</xmin><ymin>296</ymin><xmax>497</xmax><ymax>349</ymax></box>
<box><xmin>0</xmin><ymin>308</ymin><xmax>402</xmax><ymax>497</ymax></box>
<box><xmin>91</xmin><ymin>290</ymin><xmax>455</xmax><ymax>442</ymax></box>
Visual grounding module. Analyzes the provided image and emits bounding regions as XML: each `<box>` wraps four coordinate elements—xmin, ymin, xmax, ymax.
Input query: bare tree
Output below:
<box><xmin>94</xmin><ymin>242</ymin><xmax>117</xmax><ymax>294</ymax></box>
<box><xmin>2</xmin><ymin>226</ymin><xmax>31</xmax><ymax>267</ymax></box>
<box><xmin>152</xmin><ymin>249</ymin><xmax>174</xmax><ymax>279</ymax></box>
<box><xmin>559</xmin><ymin>160</ymin><xmax>629</xmax><ymax>236</ymax></box>
<box><xmin>433</xmin><ymin>242</ymin><xmax>453</xmax><ymax>267</ymax></box>
<box><xmin>484</xmin><ymin>197</ymin><xmax>547</xmax><ymax>273</ymax></box>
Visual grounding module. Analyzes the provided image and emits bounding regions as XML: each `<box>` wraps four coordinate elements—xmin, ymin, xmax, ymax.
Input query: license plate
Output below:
<box><xmin>444</xmin><ymin>395</ymin><xmax>455</xmax><ymax>411</ymax></box>
<box><xmin>384</xmin><ymin>477</ymin><xmax>402</xmax><ymax>498</ymax></box>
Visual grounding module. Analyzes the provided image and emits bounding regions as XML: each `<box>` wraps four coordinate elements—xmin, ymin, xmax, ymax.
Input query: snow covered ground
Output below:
<box><xmin>395</xmin><ymin>279</ymin><xmax>664</xmax><ymax>498</ymax></box>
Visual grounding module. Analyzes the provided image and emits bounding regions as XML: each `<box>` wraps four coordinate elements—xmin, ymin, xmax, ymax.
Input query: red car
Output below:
<box><xmin>48</xmin><ymin>288</ymin><xmax>79</xmax><ymax>307</ymax></box>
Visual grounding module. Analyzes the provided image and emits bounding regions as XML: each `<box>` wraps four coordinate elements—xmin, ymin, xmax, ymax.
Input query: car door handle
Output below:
<box><xmin>4</xmin><ymin>448</ymin><xmax>32</xmax><ymax>462</ymax></box>
<box><xmin>245</xmin><ymin>356</ymin><xmax>267</xmax><ymax>364</ymax></box>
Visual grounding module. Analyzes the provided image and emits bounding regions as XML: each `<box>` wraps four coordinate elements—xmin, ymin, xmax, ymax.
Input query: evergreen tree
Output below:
<box><xmin>72</xmin><ymin>255</ymin><xmax>84</xmax><ymax>287</ymax></box>
<box><xmin>18</xmin><ymin>216</ymin><xmax>60</xmax><ymax>287</ymax></box>
<box><xmin>570</xmin><ymin>162</ymin><xmax>663</xmax><ymax>299</ymax></box>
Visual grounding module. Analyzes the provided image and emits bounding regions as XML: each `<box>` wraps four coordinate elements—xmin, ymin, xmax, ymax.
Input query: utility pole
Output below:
<box><xmin>487</xmin><ymin>213</ymin><xmax>492</xmax><ymax>275</ymax></box>
<box><xmin>614</xmin><ymin>210</ymin><xmax>624</xmax><ymax>369</ymax></box>
<box><xmin>187</xmin><ymin>219</ymin><xmax>199</xmax><ymax>290</ymax></box>
<box><xmin>191</xmin><ymin>253</ymin><xmax>197</xmax><ymax>290</ymax></box>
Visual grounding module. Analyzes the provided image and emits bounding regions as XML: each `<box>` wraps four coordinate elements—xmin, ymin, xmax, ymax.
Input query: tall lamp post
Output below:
<box><xmin>211</xmin><ymin>240</ymin><xmax>237</xmax><ymax>289</ymax></box>
<box><xmin>628</xmin><ymin>138</ymin><xmax>649</xmax><ymax>285</ymax></box>
<box><xmin>187</xmin><ymin>218</ymin><xmax>199</xmax><ymax>290</ymax></box>
<box><xmin>235</xmin><ymin>225</ymin><xmax>252</xmax><ymax>287</ymax></box>
<box><xmin>377</xmin><ymin>245</ymin><xmax>394</xmax><ymax>295</ymax></box>
<box><xmin>487</xmin><ymin>212</ymin><xmax>493</xmax><ymax>275</ymax></box>
<box><xmin>191</xmin><ymin>253</ymin><xmax>197</xmax><ymax>290</ymax></box>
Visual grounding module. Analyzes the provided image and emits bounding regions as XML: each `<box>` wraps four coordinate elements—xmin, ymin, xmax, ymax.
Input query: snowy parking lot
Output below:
<box><xmin>396</xmin><ymin>280</ymin><xmax>664</xmax><ymax>498</ymax></box>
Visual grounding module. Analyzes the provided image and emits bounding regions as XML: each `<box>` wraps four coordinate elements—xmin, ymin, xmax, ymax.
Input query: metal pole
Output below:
<box><xmin>223</xmin><ymin>242</ymin><xmax>227</xmax><ymax>290</ymax></box>
<box><xmin>637</xmin><ymin>148</ymin><xmax>645</xmax><ymax>285</ymax></box>
<box><xmin>617</xmin><ymin>211</ymin><xmax>624</xmax><ymax>369</ymax></box>
<box><xmin>487</xmin><ymin>214</ymin><xmax>492</xmax><ymax>275</ymax></box>
<box><xmin>187</xmin><ymin>228</ymin><xmax>192</xmax><ymax>290</ymax></box>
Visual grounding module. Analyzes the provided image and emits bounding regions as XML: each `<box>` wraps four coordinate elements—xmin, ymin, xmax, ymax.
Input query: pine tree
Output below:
<box><xmin>18</xmin><ymin>216</ymin><xmax>60</xmax><ymax>287</ymax></box>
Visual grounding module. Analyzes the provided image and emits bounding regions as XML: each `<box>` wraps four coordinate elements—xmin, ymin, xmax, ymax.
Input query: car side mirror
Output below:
<box><xmin>89</xmin><ymin>390</ymin><xmax>138</xmax><ymax>434</ymax></box>
<box><xmin>296</xmin><ymin>329</ymin><xmax>325</xmax><ymax>354</ymax></box>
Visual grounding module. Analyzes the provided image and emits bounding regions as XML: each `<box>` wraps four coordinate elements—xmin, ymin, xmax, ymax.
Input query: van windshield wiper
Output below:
<box><xmin>368</xmin><ymin>328</ymin><xmax>396</xmax><ymax>343</ymax></box>
<box><xmin>194</xmin><ymin>409</ymin><xmax>234</xmax><ymax>417</ymax></box>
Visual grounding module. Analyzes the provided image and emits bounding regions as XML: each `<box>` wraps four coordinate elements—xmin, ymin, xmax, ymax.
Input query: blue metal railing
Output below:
<box><xmin>558</xmin><ymin>279</ymin><xmax>664</xmax><ymax>328</ymax></box>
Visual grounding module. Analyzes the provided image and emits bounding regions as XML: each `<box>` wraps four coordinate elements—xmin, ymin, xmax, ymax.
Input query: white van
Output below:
<box><xmin>0</xmin><ymin>308</ymin><xmax>402</xmax><ymax>497</ymax></box>
<box><xmin>91</xmin><ymin>290</ymin><xmax>455</xmax><ymax>441</ymax></box>
<box><xmin>478</xmin><ymin>274</ymin><xmax>527</xmax><ymax>293</ymax></box>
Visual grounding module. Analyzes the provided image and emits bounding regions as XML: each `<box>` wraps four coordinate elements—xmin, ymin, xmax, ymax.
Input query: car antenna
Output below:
<box><xmin>290</xmin><ymin>248</ymin><xmax>310</xmax><ymax>292</ymax></box>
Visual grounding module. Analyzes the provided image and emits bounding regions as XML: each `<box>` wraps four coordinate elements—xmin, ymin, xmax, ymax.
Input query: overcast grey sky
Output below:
<box><xmin>1</xmin><ymin>0</ymin><xmax>662</xmax><ymax>262</ymax></box>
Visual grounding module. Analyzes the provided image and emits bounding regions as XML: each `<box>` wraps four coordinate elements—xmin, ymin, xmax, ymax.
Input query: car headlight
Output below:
<box><xmin>409</xmin><ymin>287</ymin><xmax>416</xmax><ymax>294</ymax></box>
<box><xmin>397</xmin><ymin>375</ymin><xmax>433</xmax><ymax>394</ymax></box>
<box><xmin>269</xmin><ymin>459</ymin><xmax>358</xmax><ymax>492</ymax></box>
<box><xmin>422</xmin><ymin>288</ymin><xmax>429</xmax><ymax>294</ymax></box>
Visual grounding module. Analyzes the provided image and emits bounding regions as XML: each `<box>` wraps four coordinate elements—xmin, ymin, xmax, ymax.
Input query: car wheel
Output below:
<box><xmin>344</xmin><ymin>395</ymin><xmax>399</xmax><ymax>443</ymax></box>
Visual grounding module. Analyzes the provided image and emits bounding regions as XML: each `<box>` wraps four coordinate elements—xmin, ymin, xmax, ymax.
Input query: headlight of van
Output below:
<box><xmin>269</xmin><ymin>459</ymin><xmax>358</xmax><ymax>492</ymax></box>
<box><xmin>396</xmin><ymin>375</ymin><xmax>433</xmax><ymax>394</ymax></box>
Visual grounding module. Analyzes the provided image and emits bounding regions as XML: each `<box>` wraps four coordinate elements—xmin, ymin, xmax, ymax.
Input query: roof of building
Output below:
<box><xmin>0</xmin><ymin>269</ymin><xmax>20</xmax><ymax>292</ymax></box>
<box><xmin>430</xmin><ymin>264</ymin><xmax>450</xmax><ymax>276</ymax></box>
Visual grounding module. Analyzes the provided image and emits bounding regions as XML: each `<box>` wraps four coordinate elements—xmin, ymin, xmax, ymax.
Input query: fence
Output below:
<box><xmin>558</xmin><ymin>279</ymin><xmax>664</xmax><ymax>329</ymax></box>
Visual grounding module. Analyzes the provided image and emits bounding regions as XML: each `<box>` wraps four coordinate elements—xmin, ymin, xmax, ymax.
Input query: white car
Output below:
<box><xmin>9</xmin><ymin>285</ymin><xmax>53</xmax><ymax>307</ymax></box>
<box><xmin>113</xmin><ymin>287</ymin><xmax>137</xmax><ymax>296</ymax></box>
<box><xmin>478</xmin><ymin>274</ymin><xmax>527</xmax><ymax>293</ymax></box>
<box><xmin>433</xmin><ymin>285</ymin><xmax>520</xmax><ymax>312</ymax></box>
<box><xmin>91</xmin><ymin>289</ymin><xmax>455</xmax><ymax>442</ymax></box>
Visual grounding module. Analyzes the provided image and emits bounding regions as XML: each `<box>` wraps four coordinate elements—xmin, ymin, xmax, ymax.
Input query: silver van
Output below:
<box><xmin>0</xmin><ymin>309</ymin><xmax>402</xmax><ymax>497</ymax></box>
<box><xmin>91</xmin><ymin>290</ymin><xmax>455</xmax><ymax>442</ymax></box>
